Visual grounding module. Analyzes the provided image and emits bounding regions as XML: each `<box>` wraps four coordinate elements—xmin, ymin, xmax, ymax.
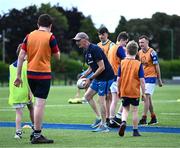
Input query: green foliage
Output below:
<box><xmin>51</xmin><ymin>53</ymin><xmax>83</xmax><ymax>80</ymax></box>
<box><xmin>0</xmin><ymin>61</ymin><xmax>9</xmax><ymax>84</ymax></box>
<box><xmin>159</xmin><ymin>59</ymin><xmax>180</xmax><ymax>78</ymax></box>
<box><xmin>80</xmin><ymin>16</ymin><xmax>98</xmax><ymax>42</ymax></box>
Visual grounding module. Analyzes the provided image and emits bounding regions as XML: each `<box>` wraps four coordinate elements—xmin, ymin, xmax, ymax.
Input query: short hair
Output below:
<box><xmin>16</xmin><ymin>44</ymin><xmax>22</xmax><ymax>56</ymax></box>
<box><xmin>37</xmin><ymin>14</ymin><xmax>53</xmax><ymax>27</ymax></box>
<box><xmin>126</xmin><ymin>40</ymin><xmax>139</xmax><ymax>56</ymax></box>
<box><xmin>117</xmin><ymin>31</ymin><xmax>129</xmax><ymax>42</ymax></box>
<box><xmin>139</xmin><ymin>35</ymin><xmax>149</xmax><ymax>41</ymax></box>
<box><xmin>98</xmin><ymin>27</ymin><xmax>109</xmax><ymax>34</ymax></box>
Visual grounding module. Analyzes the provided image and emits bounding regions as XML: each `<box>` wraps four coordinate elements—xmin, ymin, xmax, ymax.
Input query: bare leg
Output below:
<box><xmin>98</xmin><ymin>95</ymin><xmax>107</xmax><ymax>124</ymax></box>
<box><xmin>122</xmin><ymin>106</ymin><xmax>130</xmax><ymax>122</ymax></box>
<box><xmin>105</xmin><ymin>94</ymin><xmax>112</xmax><ymax>119</ymax></box>
<box><xmin>109</xmin><ymin>92</ymin><xmax>119</xmax><ymax>118</ymax></box>
<box><xmin>85</xmin><ymin>87</ymin><xmax>100</xmax><ymax>118</ymax></box>
<box><xmin>149</xmin><ymin>96</ymin><xmax>154</xmax><ymax>114</ymax></box>
<box><xmin>34</xmin><ymin>98</ymin><xmax>46</xmax><ymax>130</ymax></box>
<box><xmin>132</xmin><ymin>106</ymin><xmax>138</xmax><ymax>129</ymax></box>
<box><xmin>142</xmin><ymin>94</ymin><xmax>150</xmax><ymax>116</ymax></box>
<box><xmin>15</xmin><ymin>108</ymin><xmax>23</xmax><ymax>131</ymax></box>
<box><xmin>27</xmin><ymin>101</ymin><xmax>34</xmax><ymax>125</ymax></box>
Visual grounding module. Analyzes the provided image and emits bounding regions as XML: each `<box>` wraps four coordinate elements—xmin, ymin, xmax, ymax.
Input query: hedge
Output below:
<box><xmin>0</xmin><ymin>59</ymin><xmax>180</xmax><ymax>85</ymax></box>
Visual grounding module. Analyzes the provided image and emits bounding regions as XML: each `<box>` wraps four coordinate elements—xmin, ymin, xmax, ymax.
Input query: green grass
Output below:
<box><xmin>0</xmin><ymin>85</ymin><xmax>180</xmax><ymax>147</ymax></box>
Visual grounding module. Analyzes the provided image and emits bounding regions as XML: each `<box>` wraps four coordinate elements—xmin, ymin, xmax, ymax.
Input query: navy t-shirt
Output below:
<box><xmin>85</xmin><ymin>43</ymin><xmax>114</xmax><ymax>81</ymax></box>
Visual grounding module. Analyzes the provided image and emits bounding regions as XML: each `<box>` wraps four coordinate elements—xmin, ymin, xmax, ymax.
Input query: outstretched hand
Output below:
<box><xmin>14</xmin><ymin>78</ymin><xmax>23</xmax><ymax>87</ymax></box>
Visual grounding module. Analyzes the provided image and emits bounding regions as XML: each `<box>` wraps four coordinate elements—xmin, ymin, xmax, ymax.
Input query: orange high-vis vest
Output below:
<box><xmin>98</xmin><ymin>40</ymin><xmax>112</xmax><ymax>57</ymax></box>
<box><xmin>138</xmin><ymin>48</ymin><xmax>157</xmax><ymax>78</ymax></box>
<box><xmin>108</xmin><ymin>44</ymin><xmax>122</xmax><ymax>75</ymax></box>
<box><xmin>27</xmin><ymin>30</ymin><xmax>52</xmax><ymax>72</ymax></box>
<box><xmin>119</xmin><ymin>59</ymin><xmax>141</xmax><ymax>98</ymax></box>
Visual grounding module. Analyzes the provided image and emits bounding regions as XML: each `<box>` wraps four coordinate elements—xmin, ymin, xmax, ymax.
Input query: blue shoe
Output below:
<box><xmin>92</xmin><ymin>125</ymin><xmax>109</xmax><ymax>132</ymax></box>
<box><xmin>91</xmin><ymin>118</ymin><xmax>101</xmax><ymax>128</ymax></box>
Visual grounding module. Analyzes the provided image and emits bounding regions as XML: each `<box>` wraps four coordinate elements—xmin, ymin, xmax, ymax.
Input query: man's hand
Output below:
<box><xmin>14</xmin><ymin>78</ymin><xmax>23</xmax><ymax>87</ymax></box>
<box><xmin>84</xmin><ymin>78</ymin><xmax>91</xmax><ymax>88</ymax></box>
<box><xmin>158</xmin><ymin>78</ymin><xmax>163</xmax><ymax>87</ymax></box>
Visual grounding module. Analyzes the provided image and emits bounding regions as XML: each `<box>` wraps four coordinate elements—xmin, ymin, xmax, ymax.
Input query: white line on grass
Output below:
<box><xmin>160</xmin><ymin>113</ymin><xmax>180</xmax><ymax>116</ymax></box>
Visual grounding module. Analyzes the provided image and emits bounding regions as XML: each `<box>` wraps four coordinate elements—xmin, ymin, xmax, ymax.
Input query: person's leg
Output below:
<box><xmin>149</xmin><ymin>96</ymin><xmax>154</xmax><ymax>113</ymax></box>
<box><xmin>34</xmin><ymin>98</ymin><xmax>46</xmax><ymax>131</ymax></box>
<box><xmin>109</xmin><ymin>92</ymin><xmax>119</xmax><ymax>119</ymax></box>
<box><xmin>98</xmin><ymin>95</ymin><xmax>107</xmax><ymax>124</ymax></box>
<box><xmin>132</xmin><ymin>105</ymin><xmax>141</xmax><ymax>136</ymax></box>
<box><xmin>29</xmin><ymin>79</ymin><xmax>53</xmax><ymax>144</ymax></box>
<box><xmin>15</xmin><ymin>108</ymin><xmax>23</xmax><ymax>131</ymax></box>
<box><xmin>121</xmin><ymin>106</ymin><xmax>130</xmax><ymax>122</ymax></box>
<box><xmin>84</xmin><ymin>88</ymin><xmax>99</xmax><ymax>118</ymax></box>
<box><xmin>139</xmin><ymin>83</ymin><xmax>150</xmax><ymax>125</ymax></box>
<box><xmin>132</xmin><ymin>106</ymin><xmax>138</xmax><ymax>129</ymax></box>
<box><xmin>148</xmin><ymin>96</ymin><xmax>158</xmax><ymax>124</ymax></box>
<box><xmin>118</xmin><ymin>105</ymin><xmax>129</xmax><ymax>137</ymax></box>
<box><xmin>15</xmin><ymin>107</ymin><xmax>23</xmax><ymax>138</ymax></box>
<box><xmin>27</xmin><ymin>101</ymin><xmax>34</xmax><ymax>127</ymax></box>
<box><xmin>105</xmin><ymin>93</ymin><xmax>112</xmax><ymax>121</ymax></box>
<box><xmin>142</xmin><ymin>94</ymin><xmax>150</xmax><ymax>118</ymax></box>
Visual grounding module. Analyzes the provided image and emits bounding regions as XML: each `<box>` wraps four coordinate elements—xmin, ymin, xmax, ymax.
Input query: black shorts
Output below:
<box><xmin>28</xmin><ymin>79</ymin><xmax>51</xmax><ymax>99</ymax></box>
<box><xmin>122</xmin><ymin>97</ymin><xmax>140</xmax><ymax>107</ymax></box>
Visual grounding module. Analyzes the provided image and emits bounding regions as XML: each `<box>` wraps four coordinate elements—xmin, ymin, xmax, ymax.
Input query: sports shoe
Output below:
<box><xmin>113</xmin><ymin>117</ymin><xmax>122</xmax><ymax>125</ymax></box>
<box><xmin>133</xmin><ymin>130</ymin><xmax>141</xmax><ymax>136</ymax></box>
<box><xmin>14</xmin><ymin>131</ymin><xmax>22</xmax><ymax>139</ymax></box>
<box><xmin>148</xmin><ymin>117</ymin><xmax>158</xmax><ymax>125</ymax></box>
<box><xmin>31</xmin><ymin>135</ymin><xmax>54</xmax><ymax>144</ymax></box>
<box><xmin>92</xmin><ymin>124</ymin><xmax>109</xmax><ymax>132</ymax></box>
<box><xmin>81</xmin><ymin>98</ymin><xmax>88</xmax><ymax>104</ymax></box>
<box><xmin>30</xmin><ymin>131</ymin><xmax>34</xmax><ymax>141</ymax></box>
<box><xmin>91</xmin><ymin>118</ymin><xmax>101</xmax><ymax>128</ymax></box>
<box><xmin>118</xmin><ymin>122</ymin><xmax>126</xmax><ymax>137</ymax></box>
<box><xmin>138</xmin><ymin>118</ymin><xmax>147</xmax><ymax>125</ymax></box>
<box><xmin>107</xmin><ymin>117</ymin><xmax>121</xmax><ymax>128</ymax></box>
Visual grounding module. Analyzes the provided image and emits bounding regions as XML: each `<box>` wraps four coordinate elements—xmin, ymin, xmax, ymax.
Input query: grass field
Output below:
<box><xmin>0</xmin><ymin>85</ymin><xmax>180</xmax><ymax>147</ymax></box>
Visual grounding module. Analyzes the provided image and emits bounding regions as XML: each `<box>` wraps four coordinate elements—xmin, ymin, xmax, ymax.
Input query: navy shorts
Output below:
<box><xmin>122</xmin><ymin>97</ymin><xmax>140</xmax><ymax>107</ymax></box>
<box><xmin>28</xmin><ymin>79</ymin><xmax>51</xmax><ymax>99</ymax></box>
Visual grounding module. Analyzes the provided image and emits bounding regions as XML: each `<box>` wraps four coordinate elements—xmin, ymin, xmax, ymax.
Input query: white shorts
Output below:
<box><xmin>145</xmin><ymin>83</ymin><xmax>156</xmax><ymax>95</ymax></box>
<box><xmin>13</xmin><ymin>103</ymin><xmax>27</xmax><ymax>109</ymax></box>
<box><xmin>110</xmin><ymin>81</ymin><xmax>117</xmax><ymax>93</ymax></box>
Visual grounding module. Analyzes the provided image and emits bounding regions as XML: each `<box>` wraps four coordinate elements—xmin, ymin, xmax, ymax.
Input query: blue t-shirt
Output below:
<box><xmin>85</xmin><ymin>44</ymin><xmax>114</xmax><ymax>81</ymax></box>
<box><xmin>116</xmin><ymin>46</ymin><xmax>126</xmax><ymax>59</ymax></box>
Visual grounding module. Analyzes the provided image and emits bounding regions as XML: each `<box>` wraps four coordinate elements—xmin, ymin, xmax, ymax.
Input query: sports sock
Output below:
<box><xmin>116</xmin><ymin>112</ymin><xmax>122</xmax><ymax>119</ymax></box>
<box><xmin>34</xmin><ymin>130</ymin><xmax>41</xmax><ymax>138</ymax></box>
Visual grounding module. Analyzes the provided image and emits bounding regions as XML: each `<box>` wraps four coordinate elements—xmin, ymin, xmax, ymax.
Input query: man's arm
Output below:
<box><xmin>155</xmin><ymin>64</ymin><xmax>163</xmax><ymax>87</ymax></box>
<box><xmin>14</xmin><ymin>49</ymin><xmax>26</xmax><ymax>87</ymax></box>
<box><xmin>89</xmin><ymin>59</ymin><xmax>105</xmax><ymax>81</ymax></box>
<box><xmin>140</xmin><ymin>78</ymin><xmax>146</xmax><ymax>99</ymax></box>
<box><xmin>80</xmin><ymin>67</ymin><xmax>92</xmax><ymax>78</ymax></box>
<box><xmin>84</xmin><ymin>60</ymin><xmax>105</xmax><ymax>88</ymax></box>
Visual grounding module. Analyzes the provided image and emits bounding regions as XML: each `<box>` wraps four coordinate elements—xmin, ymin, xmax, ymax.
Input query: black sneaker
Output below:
<box><xmin>30</xmin><ymin>131</ymin><xmax>34</xmax><ymax>141</ymax></box>
<box><xmin>118</xmin><ymin>122</ymin><xmax>126</xmax><ymax>137</ymax></box>
<box><xmin>108</xmin><ymin>118</ymin><xmax>121</xmax><ymax>128</ymax></box>
<box><xmin>133</xmin><ymin>130</ymin><xmax>141</xmax><ymax>136</ymax></box>
<box><xmin>31</xmin><ymin>135</ymin><xmax>54</xmax><ymax>144</ymax></box>
<box><xmin>138</xmin><ymin>118</ymin><xmax>147</xmax><ymax>125</ymax></box>
<box><xmin>113</xmin><ymin>117</ymin><xmax>122</xmax><ymax>126</ymax></box>
<box><xmin>148</xmin><ymin>117</ymin><xmax>158</xmax><ymax>125</ymax></box>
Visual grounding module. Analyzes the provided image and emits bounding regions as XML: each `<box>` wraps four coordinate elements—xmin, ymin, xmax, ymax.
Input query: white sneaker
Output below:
<box><xmin>14</xmin><ymin>131</ymin><xmax>22</xmax><ymax>139</ymax></box>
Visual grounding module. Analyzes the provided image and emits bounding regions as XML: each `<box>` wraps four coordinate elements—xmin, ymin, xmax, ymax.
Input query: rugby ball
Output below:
<box><xmin>77</xmin><ymin>78</ymin><xmax>87</xmax><ymax>89</ymax></box>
